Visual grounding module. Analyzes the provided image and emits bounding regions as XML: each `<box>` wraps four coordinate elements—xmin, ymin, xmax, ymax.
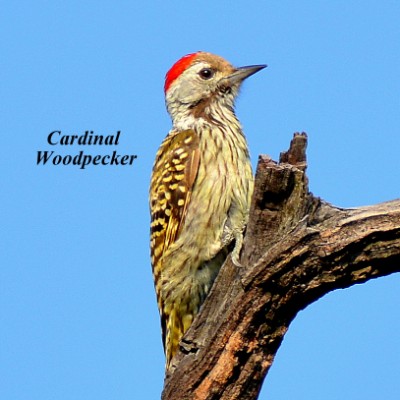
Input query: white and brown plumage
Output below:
<box><xmin>150</xmin><ymin>52</ymin><xmax>266</xmax><ymax>369</ymax></box>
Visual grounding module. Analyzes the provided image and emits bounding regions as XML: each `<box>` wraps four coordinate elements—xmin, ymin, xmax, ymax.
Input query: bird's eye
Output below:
<box><xmin>199</xmin><ymin>68</ymin><xmax>214</xmax><ymax>80</ymax></box>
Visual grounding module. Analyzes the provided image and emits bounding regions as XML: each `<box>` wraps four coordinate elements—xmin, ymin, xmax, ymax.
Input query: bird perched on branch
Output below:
<box><xmin>150</xmin><ymin>51</ymin><xmax>266</xmax><ymax>369</ymax></box>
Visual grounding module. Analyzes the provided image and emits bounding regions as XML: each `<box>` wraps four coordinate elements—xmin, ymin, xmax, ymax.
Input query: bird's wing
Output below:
<box><xmin>150</xmin><ymin>129</ymin><xmax>200</xmax><ymax>273</ymax></box>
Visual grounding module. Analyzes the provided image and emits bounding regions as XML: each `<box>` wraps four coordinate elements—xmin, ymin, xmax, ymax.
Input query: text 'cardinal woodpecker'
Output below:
<box><xmin>149</xmin><ymin>51</ymin><xmax>266</xmax><ymax>370</ymax></box>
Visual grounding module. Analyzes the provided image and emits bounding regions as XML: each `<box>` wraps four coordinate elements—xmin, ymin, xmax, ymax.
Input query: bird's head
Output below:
<box><xmin>164</xmin><ymin>52</ymin><xmax>266</xmax><ymax>125</ymax></box>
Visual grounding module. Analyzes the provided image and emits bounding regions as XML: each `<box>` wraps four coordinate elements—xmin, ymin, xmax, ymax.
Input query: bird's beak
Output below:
<box><xmin>224</xmin><ymin>64</ymin><xmax>267</xmax><ymax>86</ymax></box>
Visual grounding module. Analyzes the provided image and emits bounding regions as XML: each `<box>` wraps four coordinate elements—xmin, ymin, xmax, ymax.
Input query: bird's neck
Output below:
<box><xmin>170</xmin><ymin>96</ymin><xmax>240</xmax><ymax>133</ymax></box>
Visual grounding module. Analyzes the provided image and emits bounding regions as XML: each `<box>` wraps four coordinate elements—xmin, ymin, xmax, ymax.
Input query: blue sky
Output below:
<box><xmin>1</xmin><ymin>1</ymin><xmax>400</xmax><ymax>399</ymax></box>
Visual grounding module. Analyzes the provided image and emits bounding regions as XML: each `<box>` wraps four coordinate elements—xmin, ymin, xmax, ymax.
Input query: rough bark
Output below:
<box><xmin>161</xmin><ymin>133</ymin><xmax>400</xmax><ymax>400</ymax></box>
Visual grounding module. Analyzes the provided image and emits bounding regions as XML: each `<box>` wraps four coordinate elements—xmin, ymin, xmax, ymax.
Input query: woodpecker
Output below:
<box><xmin>150</xmin><ymin>52</ymin><xmax>266</xmax><ymax>369</ymax></box>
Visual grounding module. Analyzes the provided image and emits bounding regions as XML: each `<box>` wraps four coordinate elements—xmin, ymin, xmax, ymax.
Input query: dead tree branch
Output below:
<box><xmin>161</xmin><ymin>133</ymin><xmax>400</xmax><ymax>400</ymax></box>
